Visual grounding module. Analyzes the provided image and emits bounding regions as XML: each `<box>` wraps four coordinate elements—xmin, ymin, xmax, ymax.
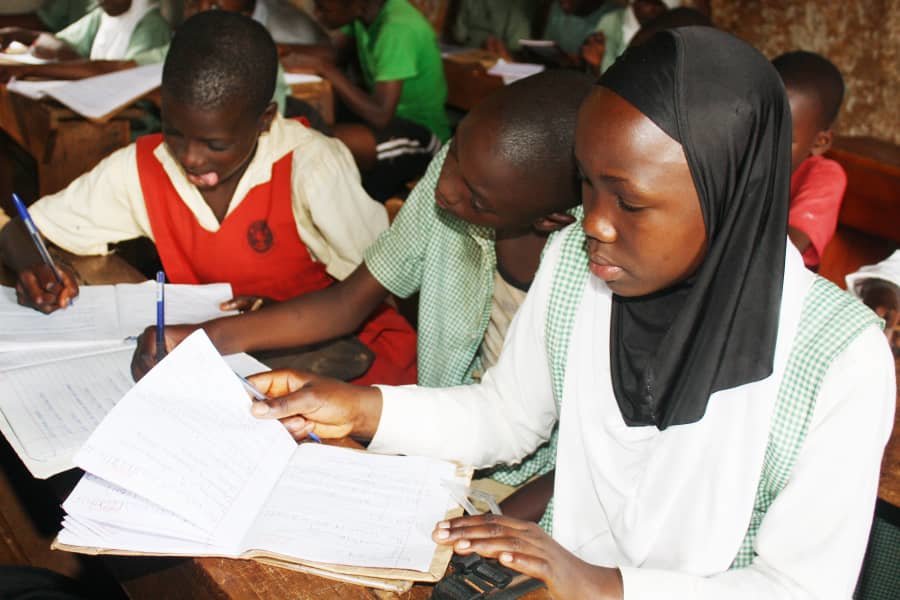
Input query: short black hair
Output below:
<box><xmin>773</xmin><ymin>50</ymin><xmax>844</xmax><ymax>129</ymax></box>
<box><xmin>162</xmin><ymin>11</ymin><xmax>277</xmax><ymax>116</ymax></box>
<box><xmin>473</xmin><ymin>70</ymin><xmax>593</xmax><ymax>204</ymax></box>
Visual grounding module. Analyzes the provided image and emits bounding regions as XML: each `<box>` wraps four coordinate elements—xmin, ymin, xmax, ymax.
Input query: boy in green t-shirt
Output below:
<box><xmin>282</xmin><ymin>0</ymin><xmax>449</xmax><ymax>201</ymax></box>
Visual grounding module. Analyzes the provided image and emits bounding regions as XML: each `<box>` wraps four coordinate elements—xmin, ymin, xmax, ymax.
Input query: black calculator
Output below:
<box><xmin>431</xmin><ymin>553</ymin><xmax>546</xmax><ymax>599</ymax></box>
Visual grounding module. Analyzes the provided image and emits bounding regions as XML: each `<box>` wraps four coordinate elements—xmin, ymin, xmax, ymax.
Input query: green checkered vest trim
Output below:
<box><xmin>729</xmin><ymin>275</ymin><xmax>881</xmax><ymax>568</ymax></box>
<box><xmin>540</xmin><ymin>212</ymin><xmax>881</xmax><ymax>555</ymax></box>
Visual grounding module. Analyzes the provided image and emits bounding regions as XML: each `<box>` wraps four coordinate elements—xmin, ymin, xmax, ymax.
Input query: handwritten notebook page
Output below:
<box><xmin>244</xmin><ymin>444</ymin><xmax>456</xmax><ymax>572</ymax></box>
<box><xmin>0</xmin><ymin>282</ymin><xmax>235</xmax><ymax>352</ymax></box>
<box><xmin>0</xmin><ymin>344</ymin><xmax>268</xmax><ymax>480</ymax></box>
<box><xmin>74</xmin><ymin>331</ymin><xmax>295</xmax><ymax>549</ymax></box>
<box><xmin>43</xmin><ymin>63</ymin><xmax>163</xmax><ymax>121</ymax></box>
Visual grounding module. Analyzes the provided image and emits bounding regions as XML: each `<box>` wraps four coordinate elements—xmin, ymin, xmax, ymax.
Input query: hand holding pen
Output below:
<box><xmin>8</xmin><ymin>193</ymin><xmax>79</xmax><ymax>313</ymax></box>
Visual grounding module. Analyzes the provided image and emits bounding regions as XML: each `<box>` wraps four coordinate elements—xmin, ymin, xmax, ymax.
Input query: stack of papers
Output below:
<box><xmin>487</xmin><ymin>59</ymin><xmax>545</xmax><ymax>85</ymax></box>
<box><xmin>54</xmin><ymin>331</ymin><xmax>467</xmax><ymax>587</ymax></box>
<box><xmin>0</xmin><ymin>281</ymin><xmax>256</xmax><ymax>478</ymax></box>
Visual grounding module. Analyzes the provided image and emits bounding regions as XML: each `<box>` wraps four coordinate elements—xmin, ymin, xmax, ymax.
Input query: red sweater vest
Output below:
<box><xmin>136</xmin><ymin>135</ymin><xmax>417</xmax><ymax>385</ymax></box>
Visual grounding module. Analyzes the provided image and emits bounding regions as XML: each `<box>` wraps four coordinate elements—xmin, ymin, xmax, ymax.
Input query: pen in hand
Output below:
<box><xmin>12</xmin><ymin>192</ymin><xmax>64</xmax><ymax>288</ymax></box>
<box><xmin>234</xmin><ymin>371</ymin><xmax>322</xmax><ymax>443</ymax></box>
<box><xmin>155</xmin><ymin>271</ymin><xmax>166</xmax><ymax>362</ymax></box>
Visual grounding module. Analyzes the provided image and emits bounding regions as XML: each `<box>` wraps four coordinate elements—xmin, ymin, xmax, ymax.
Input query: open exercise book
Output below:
<box><xmin>0</xmin><ymin>281</ymin><xmax>247</xmax><ymax>479</ymax></box>
<box><xmin>54</xmin><ymin>331</ymin><xmax>469</xmax><ymax>591</ymax></box>
<box><xmin>7</xmin><ymin>63</ymin><xmax>163</xmax><ymax>122</ymax></box>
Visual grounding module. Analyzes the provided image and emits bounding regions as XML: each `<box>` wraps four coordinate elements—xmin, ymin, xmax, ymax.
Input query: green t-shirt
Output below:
<box><xmin>345</xmin><ymin>0</ymin><xmax>450</xmax><ymax>141</ymax></box>
<box><xmin>56</xmin><ymin>6</ymin><xmax>171</xmax><ymax>64</ymax></box>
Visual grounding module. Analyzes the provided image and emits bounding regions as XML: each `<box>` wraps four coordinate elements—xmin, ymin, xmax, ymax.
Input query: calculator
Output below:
<box><xmin>431</xmin><ymin>553</ymin><xmax>546</xmax><ymax>599</ymax></box>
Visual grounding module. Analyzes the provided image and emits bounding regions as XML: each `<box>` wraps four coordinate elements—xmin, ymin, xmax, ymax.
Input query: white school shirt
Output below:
<box><xmin>30</xmin><ymin>114</ymin><xmax>387</xmax><ymax>281</ymax></box>
<box><xmin>370</xmin><ymin>234</ymin><xmax>896</xmax><ymax>599</ymax></box>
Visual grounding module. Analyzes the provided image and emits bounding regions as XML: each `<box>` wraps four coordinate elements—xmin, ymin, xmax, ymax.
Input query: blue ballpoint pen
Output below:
<box><xmin>12</xmin><ymin>193</ymin><xmax>64</xmax><ymax>287</ymax></box>
<box><xmin>155</xmin><ymin>271</ymin><xmax>166</xmax><ymax>362</ymax></box>
<box><xmin>234</xmin><ymin>371</ymin><xmax>322</xmax><ymax>443</ymax></box>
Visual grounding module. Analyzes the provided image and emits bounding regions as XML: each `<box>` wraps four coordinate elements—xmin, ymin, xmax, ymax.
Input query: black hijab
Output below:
<box><xmin>597</xmin><ymin>27</ymin><xmax>793</xmax><ymax>429</ymax></box>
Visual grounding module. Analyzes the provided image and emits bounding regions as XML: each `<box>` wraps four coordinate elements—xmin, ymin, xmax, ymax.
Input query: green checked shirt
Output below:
<box><xmin>365</xmin><ymin>145</ymin><xmax>557</xmax><ymax>486</ymax></box>
<box><xmin>365</xmin><ymin>144</ymin><xmax>495</xmax><ymax>389</ymax></box>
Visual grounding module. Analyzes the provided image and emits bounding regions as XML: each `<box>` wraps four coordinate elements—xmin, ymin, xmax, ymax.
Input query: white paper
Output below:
<box><xmin>0</xmin><ymin>347</ymin><xmax>134</xmax><ymax>477</ymax></box>
<box><xmin>0</xmin><ymin>282</ymin><xmax>235</xmax><ymax>351</ymax></box>
<box><xmin>7</xmin><ymin>78</ymin><xmax>68</xmax><ymax>100</ymax></box>
<box><xmin>74</xmin><ymin>331</ymin><xmax>295</xmax><ymax>547</ymax></box>
<box><xmin>487</xmin><ymin>59</ymin><xmax>545</xmax><ymax>85</ymax></box>
<box><xmin>243</xmin><ymin>444</ymin><xmax>456</xmax><ymax>571</ymax></box>
<box><xmin>283</xmin><ymin>72</ymin><xmax>323</xmax><ymax>85</ymax></box>
<box><xmin>43</xmin><ymin>63</ymin><xmax>162</xmax><ymax>121</ymax></box>
<box><xmin>0</xmin><ymin>344</ymin><xmax>266</xmax><ymax>479</ymax></box>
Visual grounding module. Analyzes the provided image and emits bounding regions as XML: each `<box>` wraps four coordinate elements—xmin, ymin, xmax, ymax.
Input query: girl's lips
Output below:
<box><xmin>186</xmin><ymin>171</ymin><xmax>219</xmax><ymax>188</ymax></box>
<box><xmin>589</xmin><ymin>258</ymin><xmax>623</xmax><ymax>281</ymax></box>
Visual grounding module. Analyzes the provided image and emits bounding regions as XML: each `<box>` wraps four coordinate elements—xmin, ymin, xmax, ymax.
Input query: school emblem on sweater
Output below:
<box><xmin>247</xmin><ymin>220</ymin><xmax>273</xmax><ymax>253</ymax></box>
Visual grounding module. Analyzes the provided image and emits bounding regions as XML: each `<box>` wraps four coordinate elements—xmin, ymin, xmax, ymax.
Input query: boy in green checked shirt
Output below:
<box><xmin>131</xmin><ymin>70</ymin><xmax>593</xmax><ymax>518</ymax></box>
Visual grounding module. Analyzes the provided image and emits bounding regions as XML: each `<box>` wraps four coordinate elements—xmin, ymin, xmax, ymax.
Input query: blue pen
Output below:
<box><xmin>234</xmin><ymin>371</ymin><xmax>322</xmax><ymax>443</ymax></box>
<box><xmin>155</xmin><ymin>271</ymin><xmax>166</xmax><ymax>362</ymax></box>
<box><xmin>12</xmin><ymin>193</ymin><xmax>63</xmax><ymax>287</ymax></box>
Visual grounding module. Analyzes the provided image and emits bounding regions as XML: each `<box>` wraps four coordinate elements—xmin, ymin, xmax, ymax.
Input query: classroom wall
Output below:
<box><xmin>711</xmin><ymin>0</ymin><xmax>900</xmax><ymax>145</ymax></box>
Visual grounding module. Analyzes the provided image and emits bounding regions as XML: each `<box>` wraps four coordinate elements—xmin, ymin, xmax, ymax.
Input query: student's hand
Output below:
<box><xmin>130</xmin><ymin>324</ymin><xmax>199</xmax><ymax>381</ymax></box>
<box><xmin>484</xmin><ymin>36</ymin><xmax>513</xmax><ymax>62</ymax></box>
<box><xmin>580</xmin><ymin>32</ymin><xmax>606</xmax><ymax>71</ymax></box>
<box><xmin>433</xmin><ymin>514</ymin><xmax>623</xmax><ymax>599</ymax></box>
<box><xmin>15</xmin><ymin>263</ymin><xmax>79</xmax><ymax>314</ymax></box>
<box><xmin>248</xmin><ymin>369</ymin><xmax>383</xmax><ymax>441</ymax></box>
<box><xmin>219</xmin><ymin>295</ymin><xmax>271</xmax><ymax>313</ymax></box>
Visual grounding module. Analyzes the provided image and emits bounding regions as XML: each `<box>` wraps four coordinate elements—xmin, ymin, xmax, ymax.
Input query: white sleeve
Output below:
<box><xmin>368</xmin><ymin>234</ymin><xmax>564</xmax><ymax>468</ymax></box>
<box><xmin>620</xmin><ymin>325</ymin><xmax>896</xmax><ymax>600</ymax></box>
<box><xmin>29</xmin><ymin>144</ymin><xmax>151</xmax><ymax>256</ymax></box>
<box><xmin>291</xmin><ymin>134</ymin><xmax>388</xmax><ymax>281</ymax></box>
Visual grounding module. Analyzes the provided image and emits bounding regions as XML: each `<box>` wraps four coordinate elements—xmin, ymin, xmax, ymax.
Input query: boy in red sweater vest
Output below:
<box><xmin>0</xmin><ymin>11</ymin><xmax>416</xmax><ymax>386</ymax></box>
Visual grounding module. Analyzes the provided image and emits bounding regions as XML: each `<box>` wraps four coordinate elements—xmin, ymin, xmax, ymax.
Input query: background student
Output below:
<box><xmin>130</xmin><ymin>70</ymin><xmax>594</xmax><ymax>516</ymax></box>
<box><xmin>0</xmin><ymin>11</ymin><xmax>416</xmax><ymax>386</ymax></box>
<box><xmin>773</xmin><ymin>50</ymin><xmax>847</xmax><ymax>271</ymax></box>
<box><xmin>280</xmin><ymin>0</ymin><xmax>450</xmax><ymax>201</ymax></box>
<box><xmin>0</xmin><ymin>0</ymin><xmax>170</xmax><ymax>79</ymax></box>
<box><xmin>246</xmin><ymin>28</ymin><xmax>894</xmax><ymax>598</ymax></box>
<box><xmin>450</xmin><ymin>0</ymin><xmax>539</xmax><ymax>54</ymax></box>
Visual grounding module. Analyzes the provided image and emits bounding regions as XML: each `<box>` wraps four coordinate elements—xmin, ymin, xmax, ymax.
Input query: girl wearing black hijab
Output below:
<box><xmin>249</xmin><ymin>27</ymin><xmax>895</xmax><ymax>598</ymax></box>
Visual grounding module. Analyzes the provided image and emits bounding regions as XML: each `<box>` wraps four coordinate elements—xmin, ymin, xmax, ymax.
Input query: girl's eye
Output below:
<box><xmin>207</xmin><ymin>142</ymin><xmax>229</xmax><ymax>152</ymax></box>
<box><xmin>616</xmin><ymin>197</ymin><xmax>642</xmax><ymax>213</ymax></box>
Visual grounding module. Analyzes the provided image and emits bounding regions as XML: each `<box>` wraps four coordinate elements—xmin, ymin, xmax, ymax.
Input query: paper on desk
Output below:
<box><xmin>42</xmin><ymin>63</ymin><xmax>163</xmax><ymax>121</ymax></box>
<box><xmin>0</xmin><ymin>281</ymin><xmax>236</xmax><ymax>352</ymax></box>
<box><xmin>244</xmin><ymin>444</ymin><xmax>457</xmax><ymax>572</ymax></box>
<box><xmin>75</xmin><ymin>331</ymin><xmax>295</xmax><ymax>546</ymax></box>
<box><xmin>283</xmin><ymin>72</ymin><xmax>323</xmax><ymax>85</ymax></box>
<box><xmin>0</xmin><ymin>50</ymin><xmax>50</xmax><ymax>65</ymax></box>
<box><xmin>0</xmin><ymin>344</ymin><xmax>269</xmax><ymax>479</ymax></box>
<box><xmin>6</xmin><ymin>78</ymin><xmax>68</xmax><ymax>100</ymax></box>
<box><xmin>487</xmin><ymin>59</ymin><xmax>545</xmax><ymax>84</ymax></box>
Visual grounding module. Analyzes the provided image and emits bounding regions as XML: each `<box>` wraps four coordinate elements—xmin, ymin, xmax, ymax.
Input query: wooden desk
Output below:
<box><xmin>0</xmin><ymin>86</ymin><xmax>134</xmax><ymax>205</ymax></box>
<box><xmin>0</xmin><ymin>252</ymin><xmax>548</xmax><ymax>599</ymax></box>
<box><xmin>287</xmin><ymin>77</ymin><xmax>335</xmax><ymax>127</ymax></box>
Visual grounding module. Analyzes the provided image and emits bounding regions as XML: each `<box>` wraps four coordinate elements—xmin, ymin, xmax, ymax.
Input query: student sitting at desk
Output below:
<box><xmin>130</xmin><ymin>70</ymin><xmax>594</xmax><ymax>519</ymax></box>
<box><xmin>773</xmin><ymin>50</ymin><xmax>848</xmax><ymax>271</ymax></box>
<box><xmin>280</xmin><ymin>0</ymin><xmax>450</xmax><ymax>201</ymax></box>
<box><xmin>0</xmin><ymin>0</ymin><xmax>170</xmax><ymax>80</ymax></box>
<box><xmin>248</xmin><ymin>29</ymin><xmax>895</xmax><ymax>598</ymax></box>
<box><xmin>0</xmin><ymin>11</ymin><xmax>417</xmax><ymax>386</ymax></box>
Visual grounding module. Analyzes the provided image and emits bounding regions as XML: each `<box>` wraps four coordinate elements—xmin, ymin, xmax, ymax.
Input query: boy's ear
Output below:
<box><xmin>257</xmin><ymin>102</ymin><xmax>278</xmax><ymax>134</ymax></box>
<box><xmin>533</xmin><ymin>211</ymin><xmax>576</xmax><ymax>234</ymax></box>
<box><xmin>810</xmin><ymin>129</ymin><xmax>833</xmax><ymax>157</ymax></box>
